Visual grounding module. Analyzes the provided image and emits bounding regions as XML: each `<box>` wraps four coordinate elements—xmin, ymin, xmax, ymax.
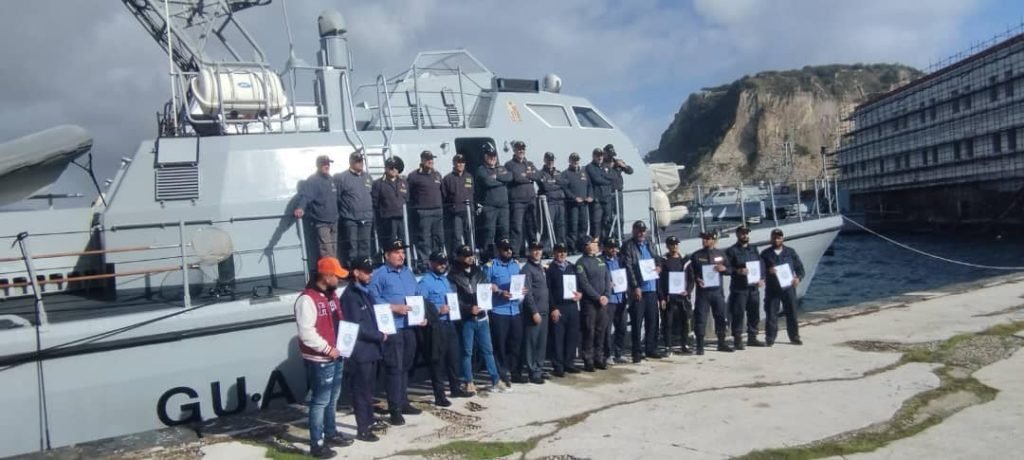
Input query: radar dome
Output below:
<box><xmin>543</xmin><ymin>74</ymin><xmax>562</xmax><ymax>93</ymax></box>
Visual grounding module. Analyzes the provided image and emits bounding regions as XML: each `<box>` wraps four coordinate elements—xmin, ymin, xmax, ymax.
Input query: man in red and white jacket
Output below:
<box><xmin>295</xmin><ymin>256</ymin><xmax>354</xmax><ymax>458</ymax></box>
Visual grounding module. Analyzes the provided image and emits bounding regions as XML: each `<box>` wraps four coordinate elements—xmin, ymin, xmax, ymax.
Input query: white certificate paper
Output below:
<box><xmin>610</xmin><ymin>268</ymin><xmax>628</xmax><ymax>293</ymax></box>
<box><xmin>373</xmin><ymin>304</ymin><xmax>397</xmax><ymax>335</ymax></box>
<box><xmin>639</xmin><ymin>259</ymin><xmax>659</xmax><ymax>281</ymax></box>
<box><xmin>476</xmin><ymin>283</ymin><xmax>493</xmax><ymax>310</ymax></box>
<box><xmin>405</xmin><ymin>296</ymin><xmax>425</xmax><ymax>326</ymax></box>
<box><xmin>445</xmin><ymin>292</ymin><xmax>462</xmax><ymax>321</ymax></box>
<box><xmin>775</xmin><ymin>263</ymin><xmax>795</xmax><ymax>288</ymax></box>
<box><xmin>669</xmin><ymin>272</ymin><xmax>687</xmax><ymax>294</ymax></box>
<box><xmin>745</xmin><ymin>260</ymin><xmax>762</xmax><ymax>285</ymax></box>
<box><xmin>562</xmin><ymin>274</ymin><xmax>578</xmax><ymax>299</ymax></box>
<box><xmin>336</xmin><ymin>321</ymin><xmax>360</xmax><ymax>358</ymax></box>
<box><xmin>509</xmin><ymin>274</ymin><xmax>526</xmax><ymax>301</ymax></box>
<box><xmin>701</xmin><ymin>264</ymin><xmax>721</xmax><ymax>288</ymax></box>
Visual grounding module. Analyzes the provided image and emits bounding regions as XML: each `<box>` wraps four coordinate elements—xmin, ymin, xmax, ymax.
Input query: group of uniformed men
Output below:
<box><xmin>293</xmin><ymin>142</ymin><xmax>634</xmax><ymax>271</ymax></box>
<box><xmin>294</xmin><ymin>200</ymin><xmax>807</xmax><ymax>458</ymax></box>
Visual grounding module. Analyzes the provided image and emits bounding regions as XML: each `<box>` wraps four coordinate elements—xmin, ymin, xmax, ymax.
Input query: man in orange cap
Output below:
<box><xmin>294</xmin><ymin>256</ymin><xmax>354</xmax><ymax>458</ymax></box>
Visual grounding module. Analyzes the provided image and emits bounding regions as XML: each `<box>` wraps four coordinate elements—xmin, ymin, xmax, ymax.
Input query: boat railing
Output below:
<box><xmin>354</xmin><ymin>64</ymin><xmax>492</xmax><ymax>131</ymax></box>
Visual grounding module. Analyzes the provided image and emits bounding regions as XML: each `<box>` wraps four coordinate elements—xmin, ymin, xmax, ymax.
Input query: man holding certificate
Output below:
<box><xmin>339</xmin><ymin>257</ymin><xmax>387</xmax><ymax>443</ymax></box>
<box><xmin>658</xmin><ymin>236</ymin><xmax>693</xmax><ymax>355</ymax></box>
<box><xmin>448</xmin><ymin>245</ymin><xmax>505</xmax><ymax>393</ymax></box>
<box><xmin>547</xmin><ymin>242</ymin><xmax>582</xmax><ymax>376</ymax></box>
<box><xmin>602</xmin><ymin>238</ymin><xmax>630</xmax><ymax>364</ymax></box>
<box><xmin>576</xmin><ymin>237</ymin><xmax>612</xmax><ymax>372</ymax></box>
<box><xmin>367</xmin><ymin>240</ymin><xmax>426</xmax><ymax>426</ymax></box>
<box><xmin>690</xmin><ymin>231</ymin><xmax>733</xmax><ymax>355</ymax></box>
<box><xmin>621</xmin><ymin>220</ymin><xmax>665</xmax><ymax>362</ymax></box>
<box><xmin>726</xmin><ymin>227</ymin><xmax>766</xmax><ymax>349</ymax></box>
<box><xmin>521</xmin><ymin>241</ymin><xmax>551</xmax><ymax>384</ymax></box>
<box><xmin>484</xmin><ymin>239</ymin><xmax>527</xmax><ymax>386</ymax></box>
<box><xmin>418</xmin><ymin>251</ymin><xmax>475</xmax><ymax>408</ymax></box>
<box><xmin>760</xmin><ymin>229</ymin><xmax>806</xmax><ymax>346</ymax></box>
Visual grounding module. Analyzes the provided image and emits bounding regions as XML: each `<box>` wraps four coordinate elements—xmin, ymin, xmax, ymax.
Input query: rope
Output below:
<box><xmin>842</xmin><ymin>216</ymin><xmax>1024</xmax><ymax>270</ymax></box>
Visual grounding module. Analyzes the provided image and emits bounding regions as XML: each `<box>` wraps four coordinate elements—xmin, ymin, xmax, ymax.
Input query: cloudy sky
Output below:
<box><xmin>0</xmin><ymin>0</ymin><xmax>1019</xmax><ymax>198</ymax></box>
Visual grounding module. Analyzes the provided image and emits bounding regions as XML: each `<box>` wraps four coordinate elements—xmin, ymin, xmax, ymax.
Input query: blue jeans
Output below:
<box><xmin>305</xmin><ymin>359</ymin><xmax>343</xmax><ymax>449</ymax></box>
<box><xmin>461</xmin><ymin>319</ymin><xmax>500</xmax><ymax>384</ymax></box>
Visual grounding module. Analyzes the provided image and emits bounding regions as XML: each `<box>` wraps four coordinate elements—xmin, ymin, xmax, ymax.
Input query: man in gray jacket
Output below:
<box><xmin>294</xmin><ymin>155</ymin><xmax>340</xmax><ymax>258</ymax></box>
<box><xmin>520</xmin><ymin>241</ymin><xmax>549</xmax><ymax>384</ymax></box>
<box><xmin>334</xmin><ymin>151</ymin><xmax>374</xmax><ymax>265</ymax></box>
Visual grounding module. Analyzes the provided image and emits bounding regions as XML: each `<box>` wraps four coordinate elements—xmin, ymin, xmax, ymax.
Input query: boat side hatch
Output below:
<box><xmin>154</xmin><ymin>138</ymin><xmax>200</xmax><ymax>202</ymax></box>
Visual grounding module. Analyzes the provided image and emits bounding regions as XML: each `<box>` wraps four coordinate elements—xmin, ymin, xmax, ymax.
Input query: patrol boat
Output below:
<box><xmin>0</xmin><ymin>1</ymin><xmax>842</xmax><ymax>456</ymax></box>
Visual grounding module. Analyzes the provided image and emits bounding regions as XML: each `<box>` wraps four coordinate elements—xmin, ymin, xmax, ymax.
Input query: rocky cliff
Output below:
<box><xmin>647</xmin><ymin>64</ymin><xmax>922</xmax><ymax>185</ymax></box>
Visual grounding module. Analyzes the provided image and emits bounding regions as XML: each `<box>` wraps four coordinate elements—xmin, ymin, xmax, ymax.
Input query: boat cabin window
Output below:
<box><xmin>526</xmin><ymin>103</ymin><xmax>572</xmax><ymax>127</ymax></box>
<box><xmin>572</xmin><ymin>106</ymin><xmax>613</xmax><ymax>129</ymax></box>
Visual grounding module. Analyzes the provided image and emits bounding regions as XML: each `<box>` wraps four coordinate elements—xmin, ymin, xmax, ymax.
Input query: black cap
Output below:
<box><xmin>420</xmin><ymin>150</ymin><xmax>436</xmax><ymax>161</ymax></box>
<box><xmin>544</xmin><ymin>152</ymin><xmax>555</xmax><ymax>161</ymax></box>
<box><xmin>483</xmin><ymin>143</ymin><xmax>497</xmax><ymax>155</ymax></box>
<box><xmin>603</xmin><ymin>237</ymin><xmax>620</xmax><ymax>249</ymax></box>
<box><xmin>350</xmin><ymin>257</ymin><xmax>374</xmax><ymax>273</ymax></box>
<box><xmin>632</xmin><ymin>220</ymin><xmax>648</xmax><ymax>231</ymax></box>
<box><xmin>736</xmin><ymin>226</ymin><xmax>751</xmax><ymax>235</ymax></box>
<box><xmin>592</xmin><ymin>148</ymin><xmax>604</xmax><ymax>156</ymax></box>
<box><xmin>386</xmin><ymin>239</ymin><xmax>409</xmax><ymax>252</ymax></box>
<box><xmin>384</xmin><ymin>156</ymin><xmax>404</xmax><ymax>173</ymax></box>
<box><xmin>528</xmin><ymin>241</ymin><xmax>544</xmax><ymax>250</ymax></box>
<box><xmin>453</xmin><ymin>153</ymin><xmax>466</xmax><ymax>164</ymax></box>
<box><xmin>603</xmin><ymin>144</ymin><xmax>616</xmax><ymax>155</ymax></box>
<box><xmin>455</xmin><ymin>244</ymin><xmax>475</xmax><ymax>258</ymax></box>
<box><xmin>578</xmin><ymin>236</ymin><xmax>599</xmax><ymax>252</ymax></box>
<box><xmin>316</xmin><ymin>155</ymin><xmax>334</xmax><ymax>166</ymax></box>
<box><xmin>666</xmin><ymin>236</ymin><xmax>680</xmax><ymax>246</ymax></box>
<box><xmin>512</xmin><ymin>140</ymin><xmax>526</xmax><ymax>150</ymax></box>
<box><xmin>553</xmin><ymin>243</ymin><xmax>568</xmax><ymax>253</ymax></box>
<box><xmin>496</xmin><ymin>238</ymin><xmax>513</xmax><ymax>250</ymax></box>
<box><xmin>699</xmin><ymin>231</ymin><xmax>718</xmax><ymax>240</ymax></box>
<box><xmin>569</xmin><ymin>152</ymin><xmax>580</xmax><ymax>161</ymax></box>
<box><xmin>349</xmin><ymin>151</ymin><xmax>364</xmax><ymax>163</ymax></box>
<box><xmin>771</xmin><ymin>228</ymin><xmax>784</xmax><ymax>237</ymax></box>
<box><xmin>429</xmin><ymin>251</ymin><xmax>448</xmax><ymax>264</ymax></box>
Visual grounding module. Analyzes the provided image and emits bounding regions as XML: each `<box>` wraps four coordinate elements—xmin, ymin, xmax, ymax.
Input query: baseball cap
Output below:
<box><xmin>429</xmin><ymin>251</ymin><xmax>448</xmax><ymax>264</ymax></box>
<box><xmin>699</xmin><ymin>231</ymin><xmax>718</xmax><ymax>240</ymax></box>
<box><xmin>453</xmin><ymin>153</ymin><xmax>466</xmax><ymax>164</ymax></box>
<box><xmin>317</xmin><ymin>256</ymin><xmax>349</xmax><ymax>278</ymax></box>
<box><xmin>528</xmin><ymin>241</ymin><xmax>544</xmax><ymax>250</ymax></box>
<box><xmin>569</xmin><ymin>152</ymin><xmax>580</xmax><ymax>161</ymax></box>
<box><xmin>632</xmin><ymin>220</ymin><xmax>648</xmax><ymax>231</ymax></box>
<box><xmin>512</xmin><ymin>140</ymin><xmax>526</xmax><ymax>150</ymax></box>
<box><xmin>592</xmin><ymin>148</ymin><xmax>604</xmax><ymax>156</ymax></box>
<box><xmin>482</xmin><ymin>143</ymin><xmax>497</xmax><ymax>155</ymax></box>
<box><xmin>455</xmin><ymin>244</ymin><xmax>475</xmax><ymax>257</ymax></box>
<box><xmin>420</xmin><ymin>150</ymin><xmax>436</xmax><ymax>161</ymax></box>
<box><xmin>350</xmin><ymin>257</ymin><xmax>375</xmax><ymax>273</ymax></box>
<box><xmin>736</xmin><ymin>226</ymin><xmax>751</xmax><ymax>235</ymax></box>
<box><xmin>386</xmin><ymin>239</ymin><xmax>409</xmax><ymax>252</ymax></box>
<box><xmin>771</xmin><ymin>228</ymin><xmax>784</xmax><ymax>237</ymax></box>
<box><xmin>349</xmin><ymin>151</ymin><xmax>364</xmax><ymax>163</ymax></box>
<box><xmin>577</xmin><ymin>236</ymin><xmax>598</xmax><ymax>252</ymax></box>
<box><xmin>543</xmin><ymin>152</ymin><xmax>555</xmax><ymax>161</ymax></box>
<box><xmin>384</xmin><ymin>156</ymin><xmax>404</xmax><ymax>172</ymax></box>
<box><xmin>603</xmin><ymin>144</ymin><xmax>616</xmax><ymax>155</ymax></box>
<box><xmin>666</xmin><ymin>236</ymin><xmax>680</xmax><ymax>246</ymax></box>
<box><xmin>603</xmin><ymin>237</ymin><xmax>620</xmax><ymax>249</ymax></box>
<box><xmin>316</xmin><ymin>155</ymin><xmax>333</xmax><ymax>166</ymax></box>
<box><xmin>496</xmin><ymin>238</ymin><xmax>513</xmax><ymax>251</ymax></box>
<box><xmin>553</xmin><ymin>243</ymin><xmax>568</xmax><ymax>253</ymax></box>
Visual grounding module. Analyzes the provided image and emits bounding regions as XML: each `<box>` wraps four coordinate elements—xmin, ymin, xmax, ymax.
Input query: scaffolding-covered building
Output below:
<box><xmin>836</xmin><ymin>31</ymin><xmax>1024</xmax><ymax>229</ymax></box>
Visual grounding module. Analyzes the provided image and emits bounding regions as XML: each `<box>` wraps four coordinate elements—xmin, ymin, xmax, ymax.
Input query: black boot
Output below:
<box><xmin>734</xmin><ymin>336</ymin><xmax>745</xmax><ymax>350</ymax></box>
<box><xmin>748</xmin><ymin>335</ymin><xmax>766</xmax><ymax>347</ymax></box>
<box><xmin>717</xmin><ymin>336</ymin><xmax>734</xmax><ymax>352</ymax></box>
<box><xmin>695</xmin><ymin>336</ymin><xmax>705</xmax><ymax>355</ymax></box>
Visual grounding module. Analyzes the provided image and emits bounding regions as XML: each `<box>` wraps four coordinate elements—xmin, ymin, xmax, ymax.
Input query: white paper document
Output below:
<box><xmin>373</xmin><ymin>304</ymin><xmax>397</xmax><ymax>335</ymax></box>
<box><xmin>445</xmin><ymin>292</ymin><xmax>462</xmax><ymax>321</ymax></box>
<box><xmin>509</xmin><ymin>274</ymin><xmax>526</xmax><ymax>301</ymax></box>
<box><xmin>639</xmin><ymin>259</ymin><xmax>659</xmax><ymax>281</ymax></box>
<box><xmin>610</xmin><ymin>268</ymin><xmax>628</xmax><ymax>293</ymax></box>
<box><xmin>701</xmin><ymin>264</ymin><xmax>721</xmax><ymax>288</ymax></box>
<box><xmin>669</xmin><ymin>271</ymin><xmax>687</xmax><ymax>294</ymax></box>
<box><xmin>775</xmin><ymin>263</ymin><xmax>794</xmax><ymax>288</ymax></box>
<box><xmin>336</xmin><ymin>321</ymin><xmax>360</xmax><ymax>358</ymax></box>
<box><xmin>476</xmin><ymin>283</ymin><xmax>493</xmax><ymax>310</ymax></box>
<box><xmin>745</xmin><ymin>260</ymin><xmax>762</xmax><ymax>285</ymax></box>
<box><xmin>562</xmin><ymin>274</ymin><xmax>578</xmax><ymax>299</ymax></box>
<box><xmin>405</xmin><ymin>296</ymin><xmax>425</xmax><ymax>325</ymax></box>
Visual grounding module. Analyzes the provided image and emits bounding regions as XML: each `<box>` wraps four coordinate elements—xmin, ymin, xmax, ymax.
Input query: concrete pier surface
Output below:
<box><xmin>25</xmin><ymin>274</ymin><xmax>1024</xmax><ymax>459</ymax></box>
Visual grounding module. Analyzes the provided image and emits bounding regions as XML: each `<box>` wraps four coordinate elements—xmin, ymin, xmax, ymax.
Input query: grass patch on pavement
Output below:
<box><xmin>397</xmin><ymin>439</ymin><xmax>540</xmax><ymax>460</ymax></box>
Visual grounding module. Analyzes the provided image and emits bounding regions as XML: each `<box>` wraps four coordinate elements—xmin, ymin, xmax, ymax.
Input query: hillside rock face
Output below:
<box><xmin>648</xmin><ymin>64</ymin><xmax>922</xmax><ymax>186</ymax></box>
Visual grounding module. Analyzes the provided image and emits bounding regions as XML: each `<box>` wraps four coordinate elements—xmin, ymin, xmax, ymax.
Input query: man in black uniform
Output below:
<box><xmin>476</xmin><ymin>143</ymin><xmax>513</xmax><ymax>252</ymax></box>
<box><xmin>339</xmin><ymin>257</ymin><xmax>385</xmax><ymax>442</ymax></box>
<box><xmin>576</xmin><ymin>236</ymin><xmax>612</xmax><ymax>372</ymax></box>
<box><xmin>520</xmin><ymin>241</ymin><xmax>549</xmax><ymax>384</ymax></box>
<box><xmin>408</xmin><ymin>150</ymin><xmax>445</xmax><ymax>266</ymax></box>
<box><xmin>442</xmin><ymin>154</ymin><xmax>474</xmax><ymax>253</ymax></box>
<box><xmin>537</xmin><ymin>152</ymin><xmax>567</xmax><ymax>248</ymax></box>
<box><xmin>562</xmin><ymin>152</ymin><xmax>591</xmax><ymax>249</ymax></box>
<box><xmin>371</xmin><ymin>157</ymin><xmax>408</xmax><ymax>255</ymax></box>
<box><xmin>621</xmin><ymin>221</ymin><xmax>664</xmax><ymax>362</ymax></box>
<box><xmin>690</xmin><ymin>231</ymin><xmax>732</xmax><ymax>355</ymax></box>
<box><xmin>602</xmin><ymin>144</ymin><xmax>633</xmax><ymax>238</ymax></box>
<box><xmin>585</xmin><ymin>149</ymin><xmax>613</xmax><ymax>239</ymax></box>
<box><xmin>658</xmin><ymin>236</ymin><xmax>693</xmax><ymax>354</ymax></box>
<box><xmin>505</xmin><ymin>141</ymin><xmax>540</xmax><ymax>256</ymax></box>
<box><xmin>335</xmin><ymin>151</ymin><xmax>374</xmax><ymax>265</ymax></box>
<box><xmin>547</xmin><ymin>243</ymin><xmax>582</xmax><ymax>377</ymax></box>
<box><xmin>726</xmin><ymin>227</ymin><xmax>765</xmax><ymax>349</ymax></box>
<box><xmin>760</xmin><ymin>228</ymin><xmax>806</xmax><ymax>346</ymax></box>
<box><xmin>294</xmin><ymin>155</ymin><xmax>339</xmax><ymax>258</ymax></box>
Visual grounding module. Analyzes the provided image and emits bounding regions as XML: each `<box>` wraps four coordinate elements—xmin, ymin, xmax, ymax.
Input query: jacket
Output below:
<box><xmin>521</xmin><ymin>258</ymin><xmax>550</xmax><ymax>316</ymax></box>
<box><xmin>585</xmin><ymin>161</ymin><xmax>613</xmax><ymax>203</ymax></box>
<box><xmin>690</xmin><ymin>247</ymin><xmax>729</xmax><ymax>292</ymax></box>
<box><xmin>448</xmin><ymin>262</ymin><xmax>490</xmax><ymax>321</ymax></box>
<box><xmin>505</xmin><ymin>158</ymin><xmax>539</xmax><ymax>203</ymax></box>
<box><xmin>339</xmin><ymin>281</ymin><xmax>384</xmax><ymax>363</ymax></box>
<box><xmin>294</xmin><ymin>285</ymin><xmax>342</xmax><ymax>362</ymax></box>
<box><xmin>334</xmin><ymin>169</ymin><xmax>374</xmax><ymax>222</ymax></box>
<box><xmin>620</xmin><ymin>236</ymin><xmax>657</xmax><ymax>291</ymax></box>
<box><xmin>562</xmin><ymin>165</ymin><xmax>591</xmax><ymax>203</ymax></box>
<box><xmin>604</xmin><ymin>160</ymin><xmax>634</xmax><ymax>192</ymax></box>
<box><xmin>476</xmin><ymin>163</ymin><xmax>513</xmax><ymax>207</ymax></box>
<box><xmin>546</xmin><ymin>260</ymin><xmax>578</xmax><ymax>311</ymax></box>
<box><xmin>659</xmin><ymin>252</ymin><xmax>691</xmax><ymax>302</ymax></box>
<box><xmin>442</xmin><ymin>170</ymin><xmax>474</xmax><ymax>214</ymax></box>
<box><xmin>575</xmin><ymin>253</ymin><xmax>611</xmax><ymax>302</ymax></box>
<box><xmin>295</xmin><ymin>172</ymin><xmax>339</xmax><ymax>224</ymax></box>
<box><xmin>407</xmin><ymin>167</ymin><xmax>444</xmax><ymax>210</ymax></box>
<box><xmin>725</xmin><ymin>242</ymin><xmax>763</xmax><ymax>290</ymax></box>
<box><xmin>371</xmin><ymin>176</ymin><xmax>408</xmax><ymax>219</ymax></box>
<box><xmin>760</xmin><ymin>245</ymin><xmax>806</xmax><ymax>295</ymax></box>
<box><xmin>537</xmin><ymin>166</ymin><xmax>567</xmax><ymax>202</ymax></box>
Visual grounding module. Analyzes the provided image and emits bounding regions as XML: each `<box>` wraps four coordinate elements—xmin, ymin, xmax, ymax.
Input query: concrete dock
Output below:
<box><xmin>25</xmin><ymin>274</ymin><xmax>1024</xmax><ymax>459</ymax></box>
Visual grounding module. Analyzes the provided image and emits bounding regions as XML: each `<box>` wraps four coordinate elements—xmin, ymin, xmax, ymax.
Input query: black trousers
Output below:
<box><xmin>489</xmin><ymin>313</ymin><xmax>523</xmax><ymax>380</ymax></box>
<box><xmin>340</xmin><ymin>218</ymin><xmax>372</xmax><ymax>266</ymax></box>
<box><xmin>344</xmin><ymin>360</ymin><xmax>377</xmax><ymax>434</ymax></box>
<box><xmin>566</xmin><ymin>201</ymin><xmax>589</xmax><ymax>247</ymax></box>
<box><xmin>765</xmin><ymin>289</ymin><xmax>800</xmax><ymax>343</ymax></box>
<box><xmin>694</xmin><ymin>289</ymin><xmax>728</xmax><ymax>341</ymax></box>
<box><xmin>544</xmin><ymin>202</ymin><xmax>566</xmax><ymax>248</ymax></box>
<box><xmin>377</xmin><ymin>217</ymin><xmax>405</xmax><ymax>254</ymax></box>
<box><xmin>509</xmin><ymin>201</ymin><xmax>534</xmax><ymax>255</ymax></box>
<box><xmin>447</xmin><ymin>211</ymin><xmax>472</xmax><ymax>252</ymax></box>
<box><xmin>630</xmin><ymin>291</ymin><xmax>660</xmax><ymax>357</ymax></box>
<box><xmin>604</xmin><ymin>302</ymin><xmax>628</xmax><ymax>359</ymax></box>
<box><xmin>414</xmin><ymin>208</ymin><xmax>444</xmax><ymax>261</ymax></box>
<box><xmin>588</xmin><ymin>201</ymin><xmax>605</xmax><ymax>240</ymax></box>
<box><xmin>662</xmin><ymin>296</ymin><xmax>692</xmax><ymax>349</ymax></box>
<box><xmin>479</xmin><ymin>205</ymin><xmax>509</xmax><ymax>252</ymax></box>
<box><xmin>430</xmin><ymin>321</ymin><xmax>462</xmax><ymax>398</ymax></box>
<box><xmin>382</xmin><ymin>328</ymin><xmax>416</xmax><ymax>411</ymax></box>
<box><xmin>580</xmin><ymin>300</ymin><xmax>610</xmax><ymax>365</ymax></box>
<box><xmin>549</xmin><ymin>303</ymin><xmax>580</xmax><ymax>372</ymax></box>
<box><xmin>729</xmin><ymin>287</ymin><xmax>761</xmax><ymax>339</ymax></box>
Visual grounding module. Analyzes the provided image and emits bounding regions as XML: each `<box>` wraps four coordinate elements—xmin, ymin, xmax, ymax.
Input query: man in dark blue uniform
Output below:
<box><xmin>547</xmin><ymin>243</ymin><xmax>581</xmax><ymax>377</ymax></box>
<box><xmin>476</xmin><ymin>143</ymin><xmax>513</xmax><ymax>253</ymax></box>
<box><xmin>371</xmin><ymin>158</ymin><xmax>408</xmax><ymax>256</ymax></box>
<box><xmin>520</xmin><ymin>241</ymin><xmax>549</xmax><ymax>384</ymax></box>
<box><xmin>690</xmin><ymin>231</ymin><xmax>732</xmax><ymax>355</ymax></box>
<box><xmin>576</xmin><ymin>236</ymin><xmax>612</xmax><ymax>371</ymax></box>
<box><xmin>726</xmin><ymin>227</ymin><xmax>765</xmax><ymax>349</ymax></box>
<box><xmin>485</xmin><ymin>238</ymin><xmax>526</xmax><ymax>385</ymax></box>
<box><xmin>408</xmin><ymin>151</ymin><xmax>445</xmax><ymax>267</ymax></box>
<box><xmin>760</xmin><ymin>228</ymin><xmax>806</xmax><ymax>346</ymax></box>
<box><xmin>505</xmin><ymin>141</ymin><xmax>540</xmax><ymax>256</ymax></box>
<box><xmin>335</xmin><ymin>151</ymin><xmax>374</xmax><ymax>265</ymax></box>
<box><xmin>294</xmin><ymin>155</ymin><xmax>339</xmax><ymax>258</ymax></box>
<box><xmin>418</xmin><ymin>251</ymin><xmax>473</xmax><ymax>406</ymax></box>
<box><xmin>658</xmin><ymin>236</ymin><xmax>693</xmax><ymax>354</ymax></box>
<box><xmin>442</xmin><ymin>154</ymin><xmax>474</xmax><ymax>253</ymax></box>
<box><xmin>339</xmin><ymin>257</ymin><xmax>385</xmax><ymax>442</ymax></box>
<box><xmin>621</xmin><ymin>221</ymin><xmax>664</xmax><ymax>362</ymax></box>
<box><xmin>367</xmin><ymin>239</ymin><xmax>425</xmax><ymax>425</ymax></box>
<box><xmin>585</xmin><ymin>149</ymin><xmax>613</xmax><ymax>239</ymax></box>
<box><xmin>537</xmin><ymin>152</ymin><xmax>567</xmax><ymax>248</ymax></box>
<box><xmin>562</xmin><ymin>152</ymin><xmax>591</xmax><ymax>249</ymax></box>
<box><xmin>602</xmin><ymin>144</ymin><xmax>633</xmax><ymax>239</ymax></box>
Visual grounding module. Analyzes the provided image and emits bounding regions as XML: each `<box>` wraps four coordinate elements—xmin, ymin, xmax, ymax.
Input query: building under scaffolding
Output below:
<box><xmin>836</xmin><ymin>29</ymin><xmax>1024</xmax><ymax>230</ymax></box>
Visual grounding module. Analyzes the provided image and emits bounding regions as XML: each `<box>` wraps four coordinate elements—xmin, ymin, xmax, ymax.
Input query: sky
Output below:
<box><xmin>0</xmin><ymin>0</ymin><xmax>1020</xmax><ymax>199</ymax></box>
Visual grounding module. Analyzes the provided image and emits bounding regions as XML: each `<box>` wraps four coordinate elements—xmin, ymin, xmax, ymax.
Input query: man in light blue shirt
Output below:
<box><xmin>484</xmin><ymin>238</ymin><xmax>526</xmax><ymax>386</ymax></box>
<box><xmin>418</xmin><ymin>251</ymin><xmax>473</xmax><ymax>407</ymax></box>
<box><xmin>621</xmin><ymin>221</ymin><xmax>665</xmax><ymax>361</ymax></box>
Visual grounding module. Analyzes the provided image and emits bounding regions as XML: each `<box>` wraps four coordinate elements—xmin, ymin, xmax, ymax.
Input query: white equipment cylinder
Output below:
<box><xmin>189</xmin><ymin>68</ymin><xmax>288</xmax><ymax>118</ymax></box>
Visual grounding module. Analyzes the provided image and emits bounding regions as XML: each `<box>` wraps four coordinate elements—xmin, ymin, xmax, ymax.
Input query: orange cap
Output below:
<box><xmin>317</xmin><ymin>257</ymin><xmax>349</xmax><ymax>278</ymax></box>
